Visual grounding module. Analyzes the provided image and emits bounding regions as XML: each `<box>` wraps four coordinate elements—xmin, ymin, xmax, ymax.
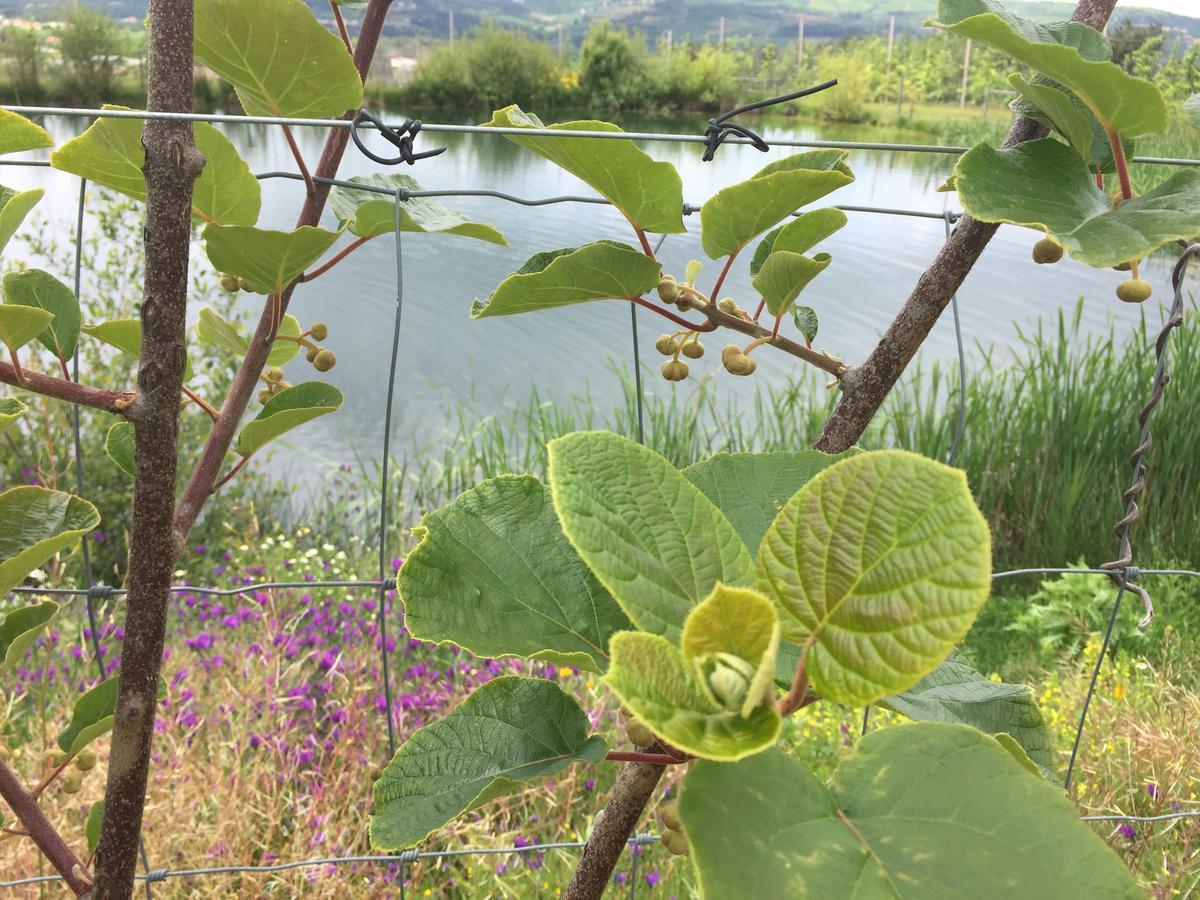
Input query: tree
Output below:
<box><xmin>54</xmin><ymin>7</ymin><xmax>124</xmax><ymax>105</ymax></box>
<box><xmin>2</xmin><ymin>27</ymin><xmax>43</xmax><ymax>102</ymax></box>
<box><xmin>579</xmin><ymin>20</ymin><xmax>649</xmax><ymax>109</ymax></box>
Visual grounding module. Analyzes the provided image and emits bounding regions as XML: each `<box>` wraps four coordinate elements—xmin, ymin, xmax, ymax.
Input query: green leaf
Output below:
<box><xmin>792</xmin><ymin>306</ymin><xmax>818</xmax><ymax>344</ymax></box>
<box><xmin>750</xmin><ymin>208</ymin><xmax>847</xmax><ymax>277</ymax></box>
<box><xmin>399</xmin><ymin>475</ymin><xmax>632</xmax><ymax>673</ymax></box>
<box><xmin>85</xmin><ymin>801</ymin><xmax>103</xmax><ymax>854</ymax></box>
<box><xmin>548</xmin><ymin>431</ymin><xmax>753</xmax><ymax>641</ymax></box>
<box><xmin>3</xmin><ymin>269</ymin><xmax>80</xmax><ymax>360</ymax></box>
<box><xmin>82</xmin><ymin>317</ymin><xmax>199</xmax><ymax>379</ymax></box>
<box><xmin>994</xmin><ymin>732</ymin><xmax>1043</xmax><ymax>777</ymax></box>
<box><xmin>700</xmin><ymin>150</ymin><xmax>854</xmax><ymax>260</ymax></box>
<box><xmin>0</xmin><ymin>601</ymin><xmax>58</xmax><ymax>673</ymax></box>
<box><xmin>0</xmin><ymin>185</ymin><xmax>43</xmax><ymax>258</ymax></box>
<box><xmin>194</xmin><ymin>0</ymin><xmax>363</xmax><ymax>119</ymax></box>
<box><xmin>236</xmin><ymin>381</ymin><xmax>343</xmax><ymax>456</ymax></box>
<box><xmin>756</xmin><ymin>450</ymin><xmax>991</xmax><ymax>705</ymax></box>
<box><xmin>604</xmin><ymin>628</ymin><xmax>780</xmax><ymax>761</ymax></box>
<box><xmin>471</xmin><ymin>241</ymin><xmax>661</xmax><ymax>319</ymax></box>
<box><xmin>330</xmin><ymin>173</ymin><xmax>507</xmax><ymax>244</ymax></box>
<box><xmin>680</xmin><ymin>724</ymin><xmax>1141</xmax><ymax>899</ymax></box>
<box><xmin>202</xmin><ymin>224</ymin><xmax>342</xmax><ymax>296</ymax></box>
<box><xmin>956</xmin><ymin>138</ymin><xmax>1200</xmax><ymax>267</ymax></box>
<box><xmin>683</xmin><ymin>449</ymin><xmax>859</xmax><ymax>554</ymax></box>
<box><xmin>0</xmin><ymin>108</ymin><xmax>52</xmax><ymax>156</ymax></box>
<box><xmin>0</xmin><ymin>304</ymin><xmax>54</xmax><ymax>353</ymax></box>
<box><xmin>1009</xmin><ymin>75</ymin><xmax>1096</xmax><ymax>165</ymax></box>
<box><xmin>370</xmin><ymin>676</ymin><xmax>605</xmax><ymax>850</ymax></box>
<box><xmin>928</xmin><ymin>0</ymin><xmax>1166</xmax><ymax>137</ymax></box>
<box><xmin>0</xmin><ymin>396</ymin><xmax>26</xmax><ymax>436</ymax></box>
<box><xmin>684</xmin><ymin>259</ymin><xmax>703</xmax><ymax>285</ymax></box>
<box><xmin>195</xmin><ymin>306</ymin><xmax>301</xmax><ymax>366</ymax></box>
<box><xmin>0</xmin><ymin>486</ymin><xmax>99</xmax><ymax>596</ymax></box>
<box><xmin>681</xmin><ymin>585</ymin><xmax>780</xmax><ymax>717</ymax></box>
<box><xmin>56</xmin><ymin>675</ymin><xmax>166</xmax><ymax>756</ymax></box>
<box><xmin>484</xmin><ymin>105</ymin><xmax>684</xmax><ymax>235</ymax></box>
<box><xmin>881</xmin><ymin>651</ymin><xmax>1055</xmax><ymax>777</ymax></box>
<box><xmin>752</xmin><ymin>251</ymin><xmax>831</xmax><ymax>317</ymax></box>
<box><xmin>105</xmin><ymin>422</ymin><xmax>134</xmax><ymax>478</ymax></box>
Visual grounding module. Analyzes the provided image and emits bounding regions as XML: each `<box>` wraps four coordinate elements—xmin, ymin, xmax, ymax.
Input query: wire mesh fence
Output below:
<box><xmin>0</xmin><ymin>105</ymin><xmax>1198</xmax><ymax>894</ymax></box>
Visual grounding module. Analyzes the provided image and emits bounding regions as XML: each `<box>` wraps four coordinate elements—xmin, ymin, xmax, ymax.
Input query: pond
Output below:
<box><xmin>7</xmin><ymin>109</ymin><xmax>1191</xmax><ymax>483</ymax></box>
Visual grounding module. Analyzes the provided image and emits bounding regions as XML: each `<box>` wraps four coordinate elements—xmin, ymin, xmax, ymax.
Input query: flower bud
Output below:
<box><xmin>680</xmin><ymin>340</ymin><xmax>704</xmax><ymax>360</ymax></box>
<box><xmin>1116</xmin><ymin>278</ymin><xmax>1152</xmax><ymax>304</ymax></box>
<box><xmin>219</xmin><ymin>273</ymin><xmax>240</xmax><ymax>293</ymax></box>
<box><xmin>655</xmin><ymin>334</ymin><xmax>678</xmax><ymax>356</ymax></box>
<box><xmin>656</xmin><ymin>275</ymin><xmax>680</xmax><ymax>304</ymax></box>
<box><xmin>313</xmin><ymin>349</ymin><xmax>337</xmax><ymax>372</ymax></box>
<box><xmin>310</xmin><ymin>322</ymin><xmax>329</xmax><ymax>341</ymax></box>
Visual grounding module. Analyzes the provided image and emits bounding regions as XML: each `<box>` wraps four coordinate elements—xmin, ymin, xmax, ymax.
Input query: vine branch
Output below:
<box><xmin>0</xmin><ymin>360</ymin><xmax>134</xmax><ymax>416</ymax></box>
<box><xmin>0</xmin><ymin>759</ymin><xmax>92</xmax><ymax>896</ymax></box>
<box><xmin>300</xmin><ymin>235</ymin><xmax>372</xmax><ymax>281</ymax></box>
<box><xmin>281</xmin><ymin>123</ymin><xmax>315</xmax><ymax>198</ymax></box>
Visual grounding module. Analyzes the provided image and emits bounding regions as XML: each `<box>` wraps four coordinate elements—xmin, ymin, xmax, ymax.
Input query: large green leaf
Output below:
<box><xmin>0</xmin><ymin>601</ymin><xmax>58</xmax><ymax>673</ymax></box>
<box><xmin>330</xmin><ymin>173</ymin><xmax>506</xmax><ymax>244</ymax></box>
<box><xmin>956</xmin><ymin>138</ymin><xmax>1200</xmax><ymax>267</ymax></box>
<box><xmin>548</xmin><ymin>431</ymin><xmax>753</xmax><ymax>641</ymax></box>
<box><xmin>50</xmin><ymin>107</ymin><xmax>261</xmax><ymax>226</ymax></box>
<box><xmin>195</xmin><ymin>306</ymin><xmax>301</xmax><ymax>366</ymax></box>
<box><xmin>471</xmin><ymin>241</ymin><xmax>661</xmax><ymax>319</ymax></box>
<box><xmin>370</xmin><ymin>676</ymin><xmax>605</xmax><ymax>850</ymax></box>
<box><xmin>752</xmin><ymin>251</ymin><xmax>832</xmax><ymax>317</ymax></box>
<box><xmin>0</xmin><ymin>185</ymin><xmax>43</xmax><ymax>258</ymax></box>
<box><xmin>0</xmin><ymin>486</ymin><xmax>100</xmax><ymax>596</ymax></box>
<box><xmin>0</xmin><ymin>396</ymin><xmax>26</xmax><ymax>436</ymax></box>
<box><xmin>3</xmin><ymin>269</ymin><xmax>80</xmax><ymax>360</ymax></box>
<box><xmin>683</xmin><ymin>449</ymin><xmax>859</xmax><ymax>554</ymax></box>
<box><xmin>881</xmin><ymin>652</ymin><xmax>1055</xmax><ymax>777</ymax></box>
<box><xmin>928</xmin><ymin>0</ymin><xmax>1165</xmax><ymax>137</ymax></box>
<box><xmin>203</xmin><ymin>224</ymin><xmax>343</xmax><ymax>296</ymax></box>
<box><xmin>235</xmin><ymin>381</ymin><xmax>343</xmax><ymax>456</ymax></box>
<box><xmin>400</xmin><ymin>475</ymin><xmax>632</xmax><ymax>673</ymax></box>
<box><xmin>194</xmin><ymin>0</ymin><xmax>363</xmax><ymax>119</ymax></box>
<box><xmin>604</xmin><ymin>628</ymin><xmax>780</xmax><ymax>761</ymax></box>
<box><xmin>484</xmin><ymin>105</ymin><xmax>684</xmax><ymax>235</ymax></box>
<box><xmin>680</xmin><ymin>724</ymin><xmax>1141</xmax><ymax>899</ymax></box>
<box><xmin>1009</xmin><ymin>75</ymin><xmax>1096</xmax><ymax>165</ymax></box>
<box><xmin>749</xmin><ymin>208</ymin><xmax>848</xmax><ymax>277</ymax></box>
<box><xmin>0</xmin><ymin>304</ymin><xmax>54</xmax><ymax>353</ymax></box>
<box><xmin>56</xmin><ymin>675</ymin><xmax>166</xmax><ymax>756</ymax></box>
<box><xmin>0</xmin><ymin>109</ymin><xmax>52</xmax><ymax>155</ymax></box>
<box><xmin>105</xmin><ymin>422</ymin><xmax>134</xmax><ymax>478</ymax></box>
<box><xmin>700</xmin><ymin>150</ymin><xmax>853</xmax><ymax>260</ymax></box>
<box><xmin>756</xmin><ymin>450</ymin><xmax>991</xmax><ymax>706</ymax></box>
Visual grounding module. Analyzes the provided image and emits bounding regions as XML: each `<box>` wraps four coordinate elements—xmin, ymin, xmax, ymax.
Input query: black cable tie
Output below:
<box><xmin>350</xmin><ymin>109</ymin><xmax>447</xmax><ymax>167</ymax></box>
<box><xmin>701</xmin><ymin>79</ymin><xmax>838</xmax><ymax>162</ymax></box>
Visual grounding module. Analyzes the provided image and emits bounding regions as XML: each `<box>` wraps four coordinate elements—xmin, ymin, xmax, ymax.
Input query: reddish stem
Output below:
<box><xmin>211</xmin><ymin>453</ymin><xmax>252</xmax><ymax>494</ymax></box>
<box><xmin>58</xmin><ymin>356</ymin><xmax>71</xmax><ymax>381</ymax></box>
<box><xmin>1105</xmin><ymin>125</ymin><xmax>1133</xmax><ymax>201</ymax></box>
<box><xmin>0</xmin><ymin>360</ymin><xmax>133</xmax><ymax>415</ymax></box>
<box><xmin>634</xmin><ymin>226</ymin><xmax>655</xmax><ymax>258</ymax></box>
<box><xmin>0</xmin><ymin>760</ymin><xmax>92</xmax><ymax>895</ymax></box>
<box><xmin>7</xmin><ymin>345</ymin><xmax>26</xmax><ymax>385</ymax></box>
<box><xmin>752</xmin><ymin>298</ymin><xmax>765</xmax><ymax>321</ymax></box>
<box><xmin>605</xmin><ymin>751</ymin><xmax>687</xmax><ymax>765</ymax></box>
<box><xmin>329</xmin><ymin>0</ymin><xmax>352</xmax><ymax>53</ymax></box>
<box><xmin>631</xmin><ymin>296</ymin><xmax>717</xmax><ymax>332</ymax></box>
<box><xmin>301</xmin><ymin>235</ymin><xmax>372</xmax><ymax>281</ymax></box>
<box><xmin>1094</xmin><ymin>166</ymin><xmax>1104</xmax><ymax>191</ymax></box>
<box><xmin>771</xmin><ymin>314</ymin><xmax>782</xmax><ymax>339</ymax></box>
<box><xmin>182</xmin><ymin>385</ymin><xmax>218</xmax><ymax>420</ymax></box>
<box><xmin>709</xmin><ymin>249</ymin><xmax>740</xmax><ymax>302</ymax></box>
<box><xmin>281</xmin><ymin>123</ymin><xmax>316</xmax><ymax>198</ymax></box>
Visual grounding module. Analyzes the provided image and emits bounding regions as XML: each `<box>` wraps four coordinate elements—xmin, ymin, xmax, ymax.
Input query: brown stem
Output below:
<box><xmin>30</xmin><ymin>757</ymin><xmax>73</xmax><ymax>800</ymax></box>
<box><xmin>300</xmin><ymin>235</ymin><xmax>372</xmax><ymax>281</ymax></box>
<box><xmin>211</xmin><ymin>453</ymin><xmax>251</xmax><ymax>494</ymax></box>
<box><xmin>778</xmin><ymin>638</ymin><xmax>815</xmax><ymax>717</ymax></box>
<box><xmin>173</xmin><ymin>0</ymin><xmax>392</xmax><ymax>543</ymax></box>
<box><xmin>604</xmin><ymin>751</ymin><xmax>687</xmax><ymax>765</ymax></box>
<box><xmin>814</xmin><ymin>0</ymin><xmax>1119</xmax><ymax>455</ymax></box>
<box><xmin>330</xmin><ymin>0</ymin><xmax>352</xmax><ymax>53</ymax></box>
<box><xmin>709</xmin><ymin>249</ymin><xmax>739</xmax><ymax>301</ymax></box>
<box><xmin>0</xmin><ymin>360</ymin><xmax>134</xmax><ymax>415</ymax></box>
<box><xmin>281</xmin><ymin>123</ymin><xmax>315</xmax><ymax>198</ymax></box>
<box><xmin>702</xmin><ymin>302</ymin><xmax>845</xmax><ymax>376</ymax></box>
<box><xmin>7</xmin><ymin>345</ymin><xmax>26</xmax><ymax>384</ymax></box>
<box><xmin>1105</xmin><ymin>125</ymin><xmax>1133</xmax><ymax>201</ymax></box>
<box><xmin>0</xmin><ymin>760</ymin><xmax>92</xmax><ymax>895</ymax></box>
<box><xmin>634</xmin><ymin>226</ymin><xmax>655</xmax><ymax>258</ymax></box>
<box><xmin>181</xmin><ymin>385</ymin><xmax>217</xmax><ymax>420</ymax></box>
<box><xmin>91</xmin><ymin>0</ymin><xmax>204</xmax><ymax>895</ymax></box>
<box><xmin>58</xmin><ymin>356</ymin><xmax>71</xmax><ymax>381</ymax></box>
<box><xmin>752</xmin><ymin>298</ymin><xmax>765</xmax><ymax>321</ymax></box>
<box><xmin>631</xmin><ymin>296</ymin><xmax>716</xmax><ymax>332</ymax></box>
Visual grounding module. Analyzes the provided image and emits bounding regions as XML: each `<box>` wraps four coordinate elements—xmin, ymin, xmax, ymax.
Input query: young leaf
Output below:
<box><xmin>681</xmin><ymin>585</ymin><xmax>780</xmax><ymax>717</ymax></box>
<box><xmin>56</xmin><ymin>675</ymin><xmax>166</xmax><ymax>756</ymax></box>
<box><xmin>330</xmin><ymin>173</ymin><xmax>507</xmax><ymax>244</ymax></box>
<box><xmin>928</xmin><ymin>0</ymin><xmax>1166</xmax><ymax>136</ymax></box>
<box><xmin>604</xmin><ymin>627</ymin><xmax>780</xmax><ymax>761</ymax></box>
<box><xmin>399</xmin><ymin>475</ymin><xmax>631</xmax><ymax>673</ymax></box>
<box><xmin>0</xmin><ymin>486</ymin><xmax>99</xmax><ymax>596</ymax></box>
<box><xmin>0</xmin><ymin>185</ymin><xmax>43</xmax><ymax>257</ymax></box>
<box><xmin>471</xmin><ymin>241</ymin><xmax>660</xmax><ymax>319</ymax></box>
<box><xmin>82</xmin><ymin>318</ymin><xmax>198</xmax><ymax>379</ymax></box>
<box><xmin>194</xmin><ymin>0</ymin><xmax>363</xmax><ymax>119</ymax></box>
<box><xmin>105</xmin><ymin>422</ymin><xmax>134</xmax><ymax>478</ymax></box>
<box><xmin>484</xmin><ymin>105</ymin><xmax>684</xmax><ymax>235</ymax></box>
<box><xmin>0</xmin><ymin>601</ymin><xmax>58</xmax><ymax>673</ymax></box>
<box><xmin>0</xmin><ymin>108</ymin><xmax>52</xmax><ymax>155</ymax></box>
<box><xmin>50</xmin><ymin>107</ymin><xmax>261</xmax><ymax>226</ymax></box>
<box><xmin>750</xmin><ymin>208</ymin><xmax>848</xmax><ymax>277</ymax></box>
<box><xmin>756</xmin><ymin>450</ymin><xmax>991</xmax><ymax>706</ymax></box>
<box><xmin>700</xmin><ymin>150</ymin><xmax>853</xmax><ymax>260</ymax></box>
<box><xmin>683</xmin><ymin>449</ymin><xmax>859</xmax><ymax>554</ymax></box>
<box><xmin>202</xmin><ymin>224</ymin><xmax>343</xmax><ymax>296</ymax></box>
<box><xmin>680</xmin><ymin>724</ymin><xmax>1140</xmax><ymax>898</ymax></box>
<box><xmin>1008</xmin><ymin>75</ymin><xmax>1097</xmax><ymax>166</ymax></box>
<box><xmin>85</xmin><ymin>801</ymin><xmax>104</xmax><ymax>854</ymax></box>
<box><xmin>956</xmin><ymin>138</ymin><xmax>1200</xmax><ymax>267</ymax></box>
<box><xmin>0</xmin><ymin>304</ymin><xmax>54</xmax><ymax>353</ymax></box>
<box><xmin>195</xmin><ymin>306</ymin><xmax>301</xmax><ymax>366</ymax></box>
<box><xmin>792</xmin><ymin>305</ymin><xmax>818</xmax><ymax>345</ymax></box>
<box><xmin>0</xmin><ymin>395</ymin><xmax>27</xmax><ymax>436</ymax></box>
<box><xmin>752</xmin><ymin>250</ymin><xmax>831</xmax><ymax>316</ymax></box>
<box><xmin>881</xmin><ymin>651</ymin><xmax>1055</xmax><ymax>777</ymax></box>
<box><xmin>235</xmin><ymin>382</ymin><xmax>343</xmax><ymax>456</ymax></box>
<box><xmin>3</xmin><ymin>269</ymin><xmax>80</xmax><ymax>360</ymax></box>
<box><xmin>370</xmin><ymin>676</ymin><xmax>606</xmax><ymax>850</ymax></box>
<box><xmin>548</xmin><ymin>431</ymin><xmax>753</xmax><ymax>641</ymax></box>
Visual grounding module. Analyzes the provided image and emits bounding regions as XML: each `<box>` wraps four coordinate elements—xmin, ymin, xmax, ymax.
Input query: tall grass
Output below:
<box><xmin>348</xmin><ymin>301</ymin><xmax>1199</xmax><ymax>576</ymax></box>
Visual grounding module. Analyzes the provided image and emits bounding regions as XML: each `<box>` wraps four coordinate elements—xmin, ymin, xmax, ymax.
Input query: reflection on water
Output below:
<box><xmin>4</xmin><ymin>109</ymin><xmax>1193</xmax><ymax>487</ymax></box>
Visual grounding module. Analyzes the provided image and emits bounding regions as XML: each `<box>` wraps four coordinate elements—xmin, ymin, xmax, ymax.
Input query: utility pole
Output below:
<box><xmin>887</xmin><ymin>15</ymin><xmax>895</xmax><ymax>71</ymax></box>
<box><xmin>959</xmin><ymin>38</ymin><xmax>972</xmax><ymax>108</ymax></box>
<box><xmin>448</xmin><ymin>9</ymin><xmax>455</xmax><ymax>46</ymax></box>
<box><xmin>718</xmin><ymin>16</ymin><xmax>725</xmax><ymax>50</ymax></box>
<box><xmin>797</xmin><ymin>16</ymin><xmax>805</xmax><ymax>69</ymax></box>
<box><xmin>666</xmin><ymin>29</ymin><xmax>673</xmax><ymax>63</ymax></box>
<box><xmin>557</xmin><ymin>22</ymin><xmax>564</xmax><ymax>58</ymax></box>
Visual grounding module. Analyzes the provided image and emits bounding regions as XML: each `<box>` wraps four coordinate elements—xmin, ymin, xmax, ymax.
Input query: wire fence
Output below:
<box><xmin>0</xmin><ymin>104</ymin><xmax>1198</xmax><ymax>894</ymax></box>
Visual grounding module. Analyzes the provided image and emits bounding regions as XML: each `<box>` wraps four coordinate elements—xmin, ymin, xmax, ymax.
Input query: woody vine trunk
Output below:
<box><xmin>91</xmin><ymin>0</ymin><xmax>204</xmax><ymax>895</ymax></box>
<box><xmin>562</xmin><ymin>0</ymin><xmax>1120</xmax><ymax>897</ymax></box>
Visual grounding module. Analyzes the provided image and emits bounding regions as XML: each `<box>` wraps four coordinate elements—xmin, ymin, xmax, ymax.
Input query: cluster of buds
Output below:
<box><xmin>258</xmin><ymin>365</ymin><xmax>292</xmax><ymax>405</ymax></box>
<box><xmin>656</xmin><ymin>331</ymin><xmax>704</xmax><ymax>382</ymax></box>
<box><xmin>658</xmin><ymin>802</ymin><xmax>691</xmax><ymax>857</ymax></box>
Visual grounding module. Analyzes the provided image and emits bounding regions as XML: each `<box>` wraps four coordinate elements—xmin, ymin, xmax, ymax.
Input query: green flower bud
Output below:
<box><xmin>313</xmin><ymin>349</ymin><xmax>337</xmax><ymax>372</ymax></box>
<box><xmin>74</xmin><ymin>749</ymin><xmax>97</xmax><ymax>772</ymax></box>
<box><xmin>625</xmin><ymin>718</ymin><xmax>655</xmax><ymax>747</ymax></box>
<box><xmin>655</xmin><ymin>334</ymin><xmax>678</xmax><ymax>356</ymax></box>
<box><xmin>680</xmin><ymin>340</ymin><xmax>704</xmax><ymax>360</ymax></box>
<box><xmin>238</xmin><ymin>277</ymin><xmax>253</xmax><ymax>293</ymax></box>
<box><xmin>723</xmin><ymin>352</ymin><xmax>755</xmax><ymax>376</ymax></box>
<box><xmin>1031</xmin><ymin>238</ymin><xmax>1063</xmax><ymax>265</ymax></box>
<box><xmin>1116</xmin><ymin>278</ymin><xmax>1152</xmax><ymax>303</ymax></box>
<box><xmin>662</xmin><ymin>828</ymin><xmax>690</xmax><ymax>856</ymax></box>
<box><xmin>61</xmin><ymin>771</ymin><xmax>83</xmax><ymax>794</ymax></box>
<box><xmin>717</xmin><ymin>297</ymin><xmax>739</xmax><ymax>315</ymax></box>
<box><xmin>659</xmin><ymin>802</ymin><xmax>682</xmax><ymax>832</ymax></box>
<box><xmin>661</xmin><ymin>359</ymin><xmax>688</xmax><ymax>382</ymax></box>
<box><xmin>258</xmin><ymin>388</ymin><xmax>272</xmax><ymax>405</ymax></box>
<box><xmin>306</xmin><ymin>346</ymin><xmax>319</xmax><ymax>363</ymax></box>
<box><xmin>266</xmin><ymin>366</ymin><xmax>284</xmax><ymax>383</ymax></box>
<box><xmin>720</xmin><ymin>344</ymin><xmax>741</xmax><ymax>366</ymax></box>
<box><xmin>219</xmin><ymin>273</ymin><xmax>240</xmax><ymax>293</ymax></box>
<box><xmin>699</xmin><ymin>652</ymin><xmax>757</xmax><ymax>712</ymax></box>
<box><xmin>656</xmin><ymin>275</ymin><xmax>680</xmax><ymax>304</ymax></box>
<box><xmin>310</xmin><ymin>322</ymin><xmax>329</xmax><ymax>341</ymax></box>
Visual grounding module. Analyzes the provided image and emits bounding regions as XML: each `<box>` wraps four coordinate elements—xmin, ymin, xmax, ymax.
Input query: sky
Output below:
<box><xmin>1012</xmin><ymin>0</ymin><xmax>1197</xmax><ymax>13</ymax></box>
